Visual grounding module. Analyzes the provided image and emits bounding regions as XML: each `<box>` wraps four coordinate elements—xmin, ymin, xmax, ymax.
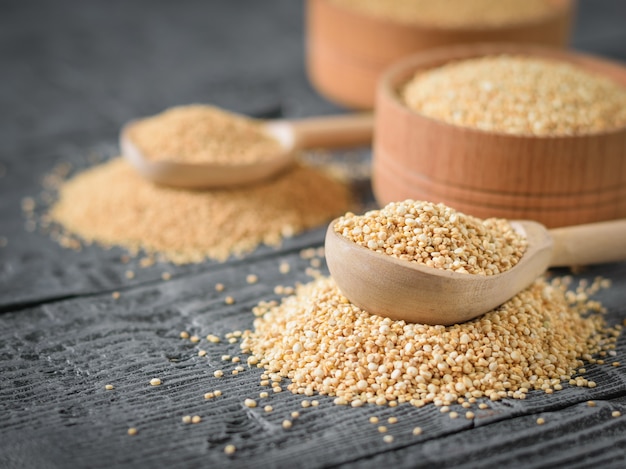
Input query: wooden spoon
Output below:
<box><xmin>120</xmin><ymin>113</ymin><xmax>374</xmax><ymax>189</ymax></box>
<box><xmin>325</xmin><ymin>218</ymin><xmax>626</xmax><ymax>325</ymax></box>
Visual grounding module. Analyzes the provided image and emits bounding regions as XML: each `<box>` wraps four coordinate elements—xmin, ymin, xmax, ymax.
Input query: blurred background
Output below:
<box><xmin>2</xmin><ymin>0</ymin><xmax>625</xmax><ymax>160</ymax></box>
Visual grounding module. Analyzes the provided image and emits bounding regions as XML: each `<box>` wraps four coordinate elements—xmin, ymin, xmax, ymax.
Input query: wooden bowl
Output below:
<box><xmin>373</xmin><ymin>43</ymin><xmax>626</xmax><ymax>228</ymax></box>
<box><xmin>306</xmin><ymin>0</ymin><xmax>575</xmax><ymax>109</ymax></box>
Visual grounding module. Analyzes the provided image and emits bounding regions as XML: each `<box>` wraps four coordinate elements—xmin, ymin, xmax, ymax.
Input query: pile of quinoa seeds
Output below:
<box><xmin>48</xmin><ymin>157</ymin><xmax>351</xmax><ymax>263</ymax></box>
<box><xmin>242</xmin><ymin>268</ymin><xmax>620</xmax><ymax>409</ymax></box>
<box><xmin>241</xmin><ymin>200</ymin><xmax>621</xmax><ymax>409</ymax></box>
<box><xmin>402</xmin><ymin>55</ymin><xmax>626</xmax><ymax>136</ymax></box>
<box><xmin>334</xmin><ymin>200</ymin><xmax>526</xmax><ymax>275</ymax></box>
<box><xmin>330</xmin><ymin>0</ymin><xmax>554</xmax><ymax>28</ymax></box>
<box><xmin>127</xmin><ymin>105</ymin><xmax>284</xmax><ymax>164</ymax></box>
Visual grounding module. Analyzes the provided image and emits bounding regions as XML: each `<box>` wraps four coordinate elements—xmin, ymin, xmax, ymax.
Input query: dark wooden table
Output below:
<box><xmin>2</xmin><ymin>1</ymin><xmax>626</xmax><ymax>467</ymax></box>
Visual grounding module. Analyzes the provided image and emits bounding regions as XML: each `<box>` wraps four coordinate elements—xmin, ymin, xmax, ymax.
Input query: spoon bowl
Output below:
<box><xmin>120</xmin><ymin>113</ymin><xmax>373</xmax><ymax>189</ymax></box>
<box><xmin>325</xmin><ymin>218</ymin><xmax>626</xmax><ymax>325</ymax></box>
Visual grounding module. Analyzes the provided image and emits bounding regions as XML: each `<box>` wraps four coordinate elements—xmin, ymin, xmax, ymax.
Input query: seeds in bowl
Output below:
<box><xmin>330</xmin><ymin>0</ymin><xmax>556</xmax><ymax>28</ymax></box>
<box><xmin>402</xmin><ymin>55</ymin><xmax>626</xmax><ymax>136</ymax></box>
<box><xmin>334</xmin><ymin>200</ymin><xmax>526</xmax><ymax>275</ymax></box>
<box><xmin>126</xmin><ymin>104</ymin><xmax>283</xmax><ymax>165</ymax></box>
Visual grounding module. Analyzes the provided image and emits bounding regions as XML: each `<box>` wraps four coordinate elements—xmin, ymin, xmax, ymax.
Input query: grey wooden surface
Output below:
<box><xmin>1</xmin><ymin>1</ymin><xmax>626</xmax><ymax>468</ymax></box>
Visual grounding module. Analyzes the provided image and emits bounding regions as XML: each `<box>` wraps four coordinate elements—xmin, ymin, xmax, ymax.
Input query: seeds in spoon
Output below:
<box><xmin>126</xmin><ymin>104</ymin><xmax>284</xmax><ymax>165</ymax></box>
<box><xmin>334</xmin><ymin>200</ymin><xmax>526</xmax><ymax>275</ymax></box>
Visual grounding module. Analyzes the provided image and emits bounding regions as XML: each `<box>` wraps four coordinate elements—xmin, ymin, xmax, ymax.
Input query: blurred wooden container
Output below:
<box><xmin>373</xmin><ymin>43</ymin><xmax>626</xmax><ymax>228</ymax></box>
<box><xmin>306</xmin><ymin>0</ymin><xmax>575</xmax><ymax>109</ymax></box>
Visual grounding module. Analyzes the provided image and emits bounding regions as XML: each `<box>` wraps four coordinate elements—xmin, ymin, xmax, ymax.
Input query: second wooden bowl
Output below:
<box><xmin>372</xmin><ymin>43</ymin><xmax>626</xmax><ymax>228</ymax></box>
<box><xmin>306</xmin><ymin>0</ymin><xmax>575</xmax><ymax>109</ymax></box>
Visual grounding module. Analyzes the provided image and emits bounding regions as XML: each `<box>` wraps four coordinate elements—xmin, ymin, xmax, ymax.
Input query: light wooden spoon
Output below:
<box><xmin>325</xmin><ymin>218</ymin><xmax>626</xmax><ymax>326</ymax></box>
<box><xmin>120</xmin><ymin>113</ymin><xmax>374</xmax><ymax>189</ymax></box>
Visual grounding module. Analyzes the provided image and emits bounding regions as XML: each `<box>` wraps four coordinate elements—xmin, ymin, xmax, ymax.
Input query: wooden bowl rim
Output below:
<box><xmin>378</xmin><ymin>42</ymin><xmax>626</xmax><ymax>140</ymax></box>
<box><xmin>319</xmin><ymin>0</ymin><xmax>574</xmax><ymax>34</ymax></box>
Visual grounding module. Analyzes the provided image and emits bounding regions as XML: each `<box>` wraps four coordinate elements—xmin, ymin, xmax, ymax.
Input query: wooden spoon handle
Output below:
<box><xmin>548</xmin><ymin>219</ymin><xmax>626</xmax><ymax>267</ymax></box>
<box><xmin>287</xmin><ymin>113</ymin><xmax>374</xmax><ymax>149</ymax></box>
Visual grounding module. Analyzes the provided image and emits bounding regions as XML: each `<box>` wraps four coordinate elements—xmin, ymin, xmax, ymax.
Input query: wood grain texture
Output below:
<box><xmin>1</xmin><ymin>1</ymin><xmax>626</xmax><ymax>468</ymax></box>
<box><xmin>373</xmin><ymin>44</ymin><xmax>626</xmax><ymax>227</ymax></box>
<box><xmin>2</xmin><ymin>257</ymin><xmax>626</xmax><ymax>469</ymax></box>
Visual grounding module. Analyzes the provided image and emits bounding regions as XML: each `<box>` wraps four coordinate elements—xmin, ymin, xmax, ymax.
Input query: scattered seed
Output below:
<box><xmin>224</xmin><ymin>444</ymin><xmax>236</xmax><ymax>455</ymax></box>
<box><xmin>246</xmin><ymin>274</ymin><xmax>258</xmax><ymax>284</ymax></box>
<box><xmin>111</xmin><ymin>292</ymin><xmax>120</xmax><ymax>300</ymax></box>
<box><xmin>139</xmin><ymin>257</ymin><xmax>154</xmax><ymax>268</ymax></box>
<box><xmin>215</xmin><ymin>283</ymin><xmax>225</xmax><ymax>292</ymax></box>
<box><xmin>244</xmin><ymin>399</ymin><xmax>257</xmax><ymax>408</ymax></box>
<box><xmin>149</xmin><ymin>378</ymin><xmax>162</xmax><ymax>386</ymax></box>
<box><xmin>279</xmin><ymin>262</ymin><xmax>290</xmax><ymax>274</ymax></box>
<box><xmin>612</xmin><ymin>411</ymin><xmax>621</xmax><ymax>418</ymax></box>
<box><xmin>198</xmin><ymin>350</ymin><xmax>207</xmax><ymax>357</ymax></box>
<box><xmin>587</xmin><ymin>401</ymin><xmax>596</xmax><ymax>407</ymax></box>
<box><xmin>204</xmin><ymin>392</ymin><xmax>214</xmax><ymax>399</ymax></box>
<box><xmin>412</xmin><ymin>427</ymin><xmax>423</xmax><ymax>436</ymax></box>
<box><xmin>125</xmin><ymin>270</ymin><xmax>135</xmax><ymax>279</ymax></box>
<box><xmin>378</xmin><ymin>426</ymin><xmax>388</xmax><ymax>433</ymax></box>
<box><xmin>225</xmin><ymin>296</ymin><xmax>235</xmax><ymax>305</ymax></box>
<box><xmin>105</xmin><ymin>384</ymin><xmax>114</xmax><ymax>390</ymax></box>
<box><xmin>214</xmin><ymin>370</ymin><xmax>224</xmax><ymax>378</ymax></box>
<box><xmin>291</xmin><ymin>411</ymin><xmax>300</xmax><ymax>418</ymax></box>
<box><xmin>182</xmin><ymin>415</ymin><xmax>192</xmax><ymax>424</ymax></box>
<box><xmin>536</xmin><ymin>418</ymin><xmax>545</xmax><ymax>425</ymax></box>
<box><xmin>264</xmin><ymin>405</ymin><xmax>273</xmax><ymax>413</ymax></box>
<box><xmin>127</xmin><ymin>427</ymin><xmax>138</xmax><ymax>436</ymax></box>
<box><xmin>191</xmin><ymin>415</ymin><xmax>202</xmax><ymax>424</ymax></box>
<box><xmin>282</xmin><ymin>420</ymin><xmax>292</xmax><ymax>429</ymax></box>
<box><xmin>180</xmin><ymin>331</ymin><xmax>190</xmax><ymax>339</ymax></box>
<box><xmin>388</xmin><ymin>417</ymin><xmax>398</xmax><ymax>424</ymax></box>
<box><xmin>214</xmin><ymin>390</ymin><xmax>222</xmax><ymax>397</ymax></box>
<box><xmin>190</xmin><ymin>335</ymin><xmax>200</xmax><ymax>343</ymax></box>
<box><xmin>383</xmin><ymin>435</ymin><xmax>394</xmax><ymax>443</ymax></box>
